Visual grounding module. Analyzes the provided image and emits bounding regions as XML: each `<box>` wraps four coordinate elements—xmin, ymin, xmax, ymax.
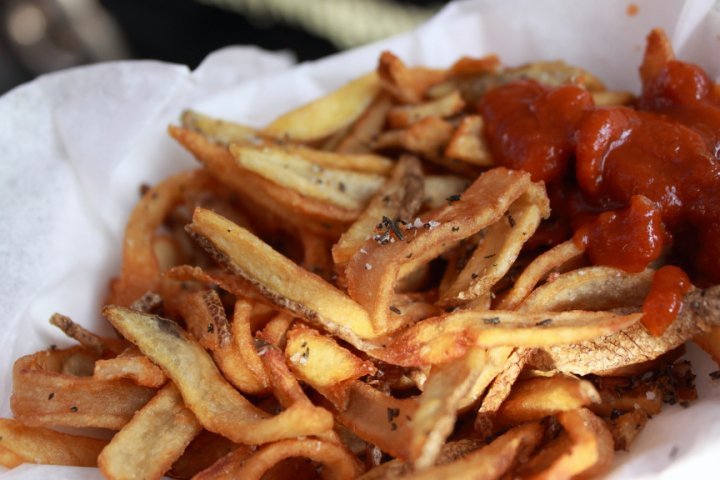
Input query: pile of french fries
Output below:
<box><xmin>2</xmin><ymin>29</ymin><xmax>720</xmax><ymax>480</ymax></box>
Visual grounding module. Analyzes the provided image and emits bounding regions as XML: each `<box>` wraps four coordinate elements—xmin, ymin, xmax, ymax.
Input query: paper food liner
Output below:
<box><xmin>1</xmin><ymin>0</ymin><xmax>719</xmax><ymax>477</ymax></box>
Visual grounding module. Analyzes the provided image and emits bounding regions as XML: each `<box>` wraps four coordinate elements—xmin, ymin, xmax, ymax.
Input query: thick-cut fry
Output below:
<box><xmin>474</xmin><ymin>348</ymin><xmax>531</xmax><ymax>436</ymax></box>
<box><xmin>0</xmin><ymin>418</ymin><xmax>108</xmax><ymax>468</ymax></box>
<box><xmin>410</xmin><ymin>422</ymin><xmax>543</xmax><ymax>480</ymax></box>
<box><xmin>330</xmin><ymin>381</ymin><xmax>418</xmax><ymax>460</ymax></box>
<box><xmin>181</xmin><ymin>109</ymin><xmax>263</xmax><ymax>145</ymax></box>
<box><xmin>334</xmin><ymin>155</ymin><xmax>424</xmax><ymax>265</ymax></box>
<box><xmin>518</xmin><ymin>267</ymin><xmax>654</xmax><ymax>312</ymax></box>
<box><xmin>104</xmin><ymin>306</ymin><xmax>334</xmax><ymax>444</ymax></box>
<box><xmin>283</xmin><ymin>144</ymin><xmax>394</xmax><ymax>174</ymax></box>
<box><xmin>410</xmin><ymin>347</ymin><xmax>486</xmax><ymax>468</ymax></box>
<box><xmin>494</xmin><ymin>375</ymin><xmax>601</xmax><ymax>428</ymax></box>
<box><xmin>164</xmin><ymin>264</ymin><xmax>265</xmax><ymax>303</ymax></box>
<box><xmin>444</xmin><ymin>115</ymin><xmax>493</xmax><ymax>166</ymax></box>
<box><xmin>694</xmin><ymin>326</ymin><xmax>720</xmax><ymax>367</ymax></box>
<box><xmin>381</xmin><ymin>309</ymin><xmax>641</xmax><ymax>367</ymax></box>
<box><xmin>387</xmin><ymin>90</ymin><xmax>465</xmax><ymax>128</ymax></box>
<box><xmin>373</xmin><ymin>117</ymin><xmax>454</xmax><ymax>161</ymax></box>
<box><xmin>440</xmin><ymin>182</ymin><xmax>550</xmax><ymax>305</ymax></box>
<box><xmin>12</xmin><ymin>347</ymin><xmax>156</xmax><ymax>429</ymax></box>
<box><xmin>532</xmin><ymin>286</ymin><xmax>720</xmax><ymax>375</ymax></box>
<box><xmin>497</xmin><ymin>240</ymin><xmax>585</xmax><ymax>310</ymax></box>
<box><xmin>169</xmin><ymin>126</ymin><xmax>353</xmax><ymax>233</ymax></box>
<box><xmin>336</xmin><ymin>94</ymin><xmax>394</xmax><ymax>154</ymax></box>
<box><xmin>229</xmin><ymin>143</ymin><xmax>385</xmax><ymax>212</ymax></box>
<box><xmin>263</xmin><ymin>72</ymin><xmax>380</xmax><ymax>141</ymax></box>
<box><xmin>285</xmin><ymin>324</ymin><xmax>376</xmax><ymax>406</ymax></box>
<box><xmin>347</xmin><ymin>167</ymin><xmax>533</xmax><ymax>332</ymax></box>
<box><xmin>186</xmin><ymin>207</ymin><xmax>378</xmax><ymax>341</ymax></box>
<box><xmin>98</xmin><ymin>384</ymin><xmax>202</xmax><ymax>480</ymax></box>
<box><xmin>195</xmin><ymin>438</ymin><xmax>364</xmax><ymax>480</ymax></box>
<box><xmin>378</xmin><ymin>51</ymin><xmax>446</xmax><ymax>104</ymax></box>
<box><xmin>94</xmin><ymin>347</ymin><xmax>167</xmax><ymax>388</ymax></box>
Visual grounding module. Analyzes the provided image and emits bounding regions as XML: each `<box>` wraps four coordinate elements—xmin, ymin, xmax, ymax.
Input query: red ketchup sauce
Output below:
<box><xmin>478</xmin><ymin>59</ymin><xmax>720</xmax><ymax>335</ymax></box>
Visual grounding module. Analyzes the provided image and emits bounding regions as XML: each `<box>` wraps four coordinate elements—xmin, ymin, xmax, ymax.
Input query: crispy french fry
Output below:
<box><xmin>181</xmin><ymin>109</ymin><xmax>263</xmax><ymax>145</ymax></box>
<box><xmin>336</xmin><ymin>94</ymin><xmax>394</xmax><ymax>154</ymax></box>
<box><xmin>347</xmin><ymin>167</ymin><xmax>533</xmax><ymax>332</ymax></box>
<box><xmin>378</xmin><ymin>51</ymin><xmax>446</xmax><ymax>104</ymax></box>
<box><xmin>444</xmin><ymin>115</ymin><xmax>493</xmax><ymax>166</ymax></box>
<box><xmin>98</xmin><ymin>384</ymin><xmax>202</xmax><ymax>480</ymax></box>
<box><xmin>387</xmin><ymin>90</ymin><xmax>465</xmax><ymax>128</ymax></box>
<box><xmin>0</xmin><ymin>418</ymin><xmax>107</xmax><ymax>468</ymax></box>
<box><xmin>494</xmin><ymin>375</ymin><xmax>601</xmax><ymax>427</ymax></box>
<box><xmin>380</xmin><ymin>309</ymin><xmax>641</xmax><ymax>367</ymax></box>
<box><xmin>532</xmin><ymin>286</ymin><xmax>720</xmax><ymax>375</ymax></box>
<box><xmin>607</xmin><ymin>409</ymin><xmax>649</xmax><ymax>451</ymax></box>
<box><xmin>411</xmin><ymin>422</ymin><xmax>543</xmax><ymax>480</ymax></box>
<box><xmin>263</xmin><ymin>72</ymin><xmax>380</xmax><ymax>141</ymax></box>
<box><xmin>12</xmin><ymin>347</ymin><xmax>156</xmax><ymax>430</ymax></box>
<box><xmin>94</xmin><ymin>347</ymin><xmax>166</xmax><ymax>388</ymax></box>
<box><xmin>228</xmin><ymin>143</ymin><xmax>385</xmax><ymax>212</ymax></box>
<box><xmin>186</xmin><ymin>207</ymin><xmax>378</xmax><ymax>341</ymax></box>
<box><xmin>104</xmin><ymin>306</ymin><xmax>334</xmax><ymax>444</ymax></box>
<box><xmin>333</xmin><ymin>155</ymin><xmax>424</xmax><ymax>265</ymax></box>
<box><xmin>497</xmin><ymin>240</ymin><xmax>585</xmax><ymax>310</ymax></box>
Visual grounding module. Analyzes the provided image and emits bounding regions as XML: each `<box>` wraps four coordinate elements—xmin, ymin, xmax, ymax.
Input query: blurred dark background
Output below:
<box><xmin>0</xmin><ymin>0</ymin><xmax>443</xmax><ymax>95</ymax></box>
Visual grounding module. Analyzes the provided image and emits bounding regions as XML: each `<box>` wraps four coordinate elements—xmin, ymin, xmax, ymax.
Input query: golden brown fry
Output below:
<box><xmin>181</xmin><ymin>109</ymin><xmax>263</xmax><ymax>145</ymax></box>
<box><xmin>387</xmin><ymin>90</ymin><xmax>465</xmax><ymax>128</ymax></box>
<box><xmin>347</xmin><ymin>167</ymin><xmax>533</xmax><ymax>332</ymax></box>
<box><xmin>497</xmin><ymin>240</ymin><xmax>585</xmax><ymax>310</ymax></box>
<box><xmin>285</xmin><ymin>324</ymin><xmax>376</xmax><ymax>405</ymax></box>
<box><xmin>12</xmin><ymin>347</ymin><xmax>155</xmax><ymax>429</ymax></box>
<box><xmin>93</xmin><ymin>347</ymin><xmax>166</xmax><ymax>388</ymax></box>
<box><xmin>410</xmin><ymin>347</ymin><xmax>487</xmax><ymax>468</ymax></box>
<box><xmin>373</xmin><ymin>116</ymin><xmax>455</xmax><ymax>161</ymax></box>
<box><xmin>495</xmin><ymin>375</ymin><xmax>601</xmax><ymax>428</ymax></box>
<box><xmin>103</xmin><ymin>306</ymin><xmax>334</xmax><ymax>444</ymax></box>
<box><xmin>533</xmin><ymin>286</ymin><xmax>720</xmax><ymax>375</ymax></box>
<box><xmin>440</xmin><ymin>182</ymin><xmax>550</xmax><ymax>305</ymax></box>
<box><xmin>98</xmin><ymin>384</ymin><xmax>202</xmax><ymax>480</ymax></box>
<box><xmin>444</xmin><ymin>115</ymin><xmax>493</xmax><ymax>167</ymax></box>
<box><xmin>336</xmin><ymin>94</ymin><xmax>394</xmax><ymax>154</ymax></box>
<box><xmin>169</xmin><ymin>126</ymin><xmax>352</xmax><ymax>234</ymax></box>
<box><xmin>378</xmin><ymin>51</ymin><xmax>446</xmax><ymax>104</ymax></box>
<box><xmin>474</xmin><ymin>348</ymin><xmax>531</xmax><ymax>436</ymax></box>
<box><xmin>186</xmin><ymin>207</ymin><xmax>378</xmax><ymax>341</ymax></box>
<box><xmin>0</xmin><ymin>418</ymin><xmax>107</xmax><ymax>468</ymax></box>
<box><xmin>410</xmin><ymin>422</ymin><xmax>543</xmax><ymax>480</ymax></box>
<box><xmin>228</xmin><ymin>143</ymin><xmax>385</xmax><ymax>212</ymax></box>
<box><xmin>422</xmin><ymin>175</ymin><xmax>470</xmax><ymax>209</ymax></box>
<box><xmin>331</xmin><ymin>381</ymin><xmax>419</xmax><ymax>460</ymax></box>
<box><xmin>164</xmin><ymin>265</ymin><xmax>265</xmax><ymax>303</ymax></box>
<box><xmin>381</xmin><ymin>309</ymin><xmax>641</xmax><ymax>367</ymax></box>
<box><xmin>518</xmin><ymin>267</ymin><xmax>654</xmax><ymax>312</ymax></box>
<box><xmin>333</xmin><ymin>155</ymin><xmax>424</xmax><ymax>265</ymax></box>
<box><xmin>195</xmin><ymin>438</ymin><xmax>364</xmax><ymax>480</ymax></box>
<box><xmin>283</xmin><ymin>143</ymin><xmax>394</xmax><ymax>174</ymax></box>
<box><xmin>263</xmin><ymin>72</ymin><xmax>380</xmax><ymax>141</ymax></box>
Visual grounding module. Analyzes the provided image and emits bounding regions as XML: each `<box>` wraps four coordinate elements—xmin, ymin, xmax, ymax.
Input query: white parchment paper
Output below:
<box><xmin>1</xmin><ymin>0</ymin><xmax>719</xmax><ymax>478</ymax></box>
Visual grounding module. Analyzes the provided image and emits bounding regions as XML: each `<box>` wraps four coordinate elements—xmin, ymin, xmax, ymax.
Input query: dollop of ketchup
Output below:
<box><xmin>573</xmin><ymin>195</ymin><xmax>664</xmax><ymax>273</ymax></box>
<box><xmin>642</xmin><ymin>266</ymin><xmax>691</xmax><ymax>336</ymax></box>
<box><xmin>478</xmin><ymin>49</ymin><xmax>720</xmax><ymax>335</ymax></box>
<box><xmin>478</xmin><ymin>80</ymin><xmax>593</xmax><ymax>183</ymax></box>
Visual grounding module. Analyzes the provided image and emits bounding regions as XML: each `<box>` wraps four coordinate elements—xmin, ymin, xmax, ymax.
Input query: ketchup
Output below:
<box><xmin>478</xmin><ymin>55</ymin><xmax>720</xmax><ymax>335</ymax></box>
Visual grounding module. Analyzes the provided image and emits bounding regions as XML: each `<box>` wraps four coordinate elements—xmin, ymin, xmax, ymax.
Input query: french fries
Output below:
<box><xmin>4</xmin><ymin>28</ymin><xmax>720</xmax><ymax>480</ymax></box>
